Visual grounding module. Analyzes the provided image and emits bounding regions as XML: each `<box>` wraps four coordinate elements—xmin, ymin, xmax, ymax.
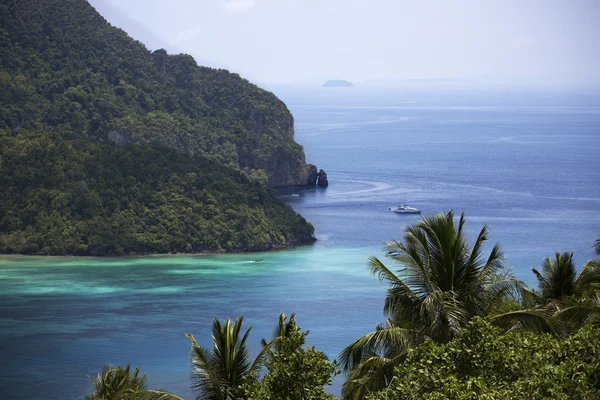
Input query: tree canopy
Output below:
<box><xmin>339</xmin><ymin>211</ymin><xmax>519</xmax><ymax>398</ymax></box>
<box><xmin>0</xmin><ymin>0</ymin><xmax>310</xmax><ymax>187</ymax></box>
<box><xmin>367</xmin><ymin>319</ymin><xmax>600</xmax><ymax>400</ymax></box>
<box><xmin>0</xmin><ymin>0</ymin><xmax>316</xmax><ymax>255</ymax></box>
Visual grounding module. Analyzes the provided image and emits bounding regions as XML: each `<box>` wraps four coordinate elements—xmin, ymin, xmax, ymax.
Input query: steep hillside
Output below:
<box><xmin>0</xmin><ymin>0</ymin><xmax>317</xmax><ymax>255</ymax></box>
<box><xmin>0</xmin><ymin>0</ymin><xmax>311</xmax><ymax>187</ymax></box>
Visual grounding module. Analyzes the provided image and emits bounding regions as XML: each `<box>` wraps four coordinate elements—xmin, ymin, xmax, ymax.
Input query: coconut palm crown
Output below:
<box><xmin>508</xmin><ymin>249</ymin><xmax>600</xmax><ymax>334</ymax></box>
<box><xmin>260</xmin><ymin>312</ymin><xmax>302</xmax><ymax>354</ymax></box>
<box><xmin>186</xmin><ymin>316</ymin><xmax>268</xmax><ymax>400</ymax></box>
<box><xmin>85</xmin><ymin>364</ymin><xmax>182</xmax><ymax>400</ymax></box>
<box><xmin>340</xmin><ymin>210</ymin><xmax>517</xmax><ymax>398</ymax></box>
<box><xmin>530</xmin><ymin>251</ymin><xmax>600</xmax><ymax>305</ymax></box>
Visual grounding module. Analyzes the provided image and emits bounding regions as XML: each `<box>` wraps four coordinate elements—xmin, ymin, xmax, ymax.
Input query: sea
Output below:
<box><xmin>1</xmin><ymin>86</ymin><xmax>599</xmax><ymax>399</ymax></box>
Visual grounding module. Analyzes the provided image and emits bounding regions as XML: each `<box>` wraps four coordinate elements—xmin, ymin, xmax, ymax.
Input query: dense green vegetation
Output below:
<box><xmin>339</xmin><ymin>211</ymin><xmax>519</xmax><ymax>398</ymax></box>
<box><xmin>339</xmin><ymin>214</ymin><xmax>600</xmax><ymax>399</ymax></box>
<box><xmin>0</xmin><ymin>133</ymin><xmax>314</xmax><ymax>255</ymax></box>
<box><xmin>0</xmin><ymin>0</ymin><xmax>310</xmax><ymax>187</ymax></box>
<box><xmin>367</xmin><ymin>319</ymin><xmax>600</xmax><ymax>400</ymax></box>
<box><xmin>185</xmin><ymin>314</ymin><xmax>338</xmax><ymax>400</ymax></box>
<box><xmin>85</xmin><ymin>365</ymin><xmax>182</xmax><ymax>400</ymax></box>
<box><xmin>0</xmin><ymin>0</ymin><xmax>317</xmax><ymax>255</ymax></box>
<box><xmin>83</xmin><ymin>219</ymin><xmax>599</xmax><ymax>400</ymax></box>
<box><xmin>241</xmin><ymin>325</ymin><xmax>339</xmax><ymax>400</ymax></box>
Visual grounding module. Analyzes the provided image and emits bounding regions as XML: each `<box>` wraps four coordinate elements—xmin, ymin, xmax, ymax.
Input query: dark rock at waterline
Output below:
<box><xmin>306</xmin><ymin>164</ymin><xmax>319</xmax><ymax>186</ymax></box>
<box><xmin>317</xmin><ymin>169</ymin><xmax>329</xmax><ymax>187</ymax></box>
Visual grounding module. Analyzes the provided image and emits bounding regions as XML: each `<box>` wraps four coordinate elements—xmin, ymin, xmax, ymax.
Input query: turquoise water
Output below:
<box><xmin>1</xmin><ymin>88</ymin><xmax>599</xmax><ymax>399</ymax></box>
<box><xmin>0</xmin><ymin>249</ymin><xmax>382</xmax><ymax>399</ymax></box>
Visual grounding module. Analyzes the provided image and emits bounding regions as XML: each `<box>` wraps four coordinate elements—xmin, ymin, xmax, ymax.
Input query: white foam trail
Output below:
<box><xmin>327</xmin><ymin>180</ymin><xmax>393</xmax><ymax>197</ymax></box>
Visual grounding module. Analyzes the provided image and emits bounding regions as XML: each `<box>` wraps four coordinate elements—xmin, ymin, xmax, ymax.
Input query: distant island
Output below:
<box><xmin>322</xmin><ymin>80</ymin><xmax>354</xmax><ymax>87</ymax></box>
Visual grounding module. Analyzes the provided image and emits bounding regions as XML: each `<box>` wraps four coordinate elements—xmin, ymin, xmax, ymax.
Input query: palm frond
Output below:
<box><xmin>131</xmin><ymin>390</ymin><xmax>184</xmax><ymax>400</ymax></box>
<box><xmin>489</xmin><ymin>309</ymin><xmax>558</xmax><ymax>335</ymax></box>
<box><xmin>341</xmin><ymin>352</ymin><xmax>406</xmax><ymax>400</ymax></box>
<box><xmin>477</xmin><ymin>243</ymin><xmax>505</xmax><ymax>283</ymax></box>
<box><xmin>339</xmin><ymin>326</ymin><xmax>426</xmax><ymax>372</ymax></box>
<box><xmin>535</xmin><ymin>252</ymin><xmax>577</xmax><ymax>301</ymax></box>
<box><xmin>575</xmin><ymin>258</ymin><xmax>600</xmax><ymax>296</ymax></box>
<box><xmin>368</xmin><ymin>256</ymin><xmax>419</xmax><ymax>318</ymax></box>
<box><xmin>342</xmin><ymin>210</ymin><xmax>520</xmax><ymax>397</ymax></box>
<box><xmin>553</xmin><ymin>292</ymin><xmax>600</xmax><ymax>329</ymax></box>
<box><xmin>186</xmin><ymin>333</ymin><xmax>226</xmax><ymax>400</ymax></box>
<box><xmin>482</xmin><ymin>275</ymin><xmax>527</xmax><ymax>315</ymax></box>
<box><xmin>87</xmin><ymin>365</ymin><xmax>181</xmax><ymax>400</ymax></box>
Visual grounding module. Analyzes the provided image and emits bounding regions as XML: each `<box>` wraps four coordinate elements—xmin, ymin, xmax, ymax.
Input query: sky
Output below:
<box><xmin>89</xmin><ymin>0</ymin><xmax>600</xmax><ymax>86</ymax></box>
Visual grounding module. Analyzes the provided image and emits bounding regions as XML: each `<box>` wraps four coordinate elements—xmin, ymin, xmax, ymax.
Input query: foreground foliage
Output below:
<box><xmin>242</xmin><ymin>319</ymin><xmax>339</xmax><ymax>400</ymax></box>
<box><xmin>186</xmin><ymin>317</ymin><xmax>268</xmax><ymax>400</ymax></box>
<box><xmin>85</xmin><ymin>365</ymin><xmax>182</xmax><ymax>400</ymax></box>
<box><xmin>367</xmin><ymin>319</ymin><xmax>600</xmax><ymax>400</ymax></box>
<box><xmin>340</xmin><ymin>211</ymin><xmax>518</xmax><ymax>398</ymax></box>
<box><xmin>82</xmin><ymin>229</ymin><xmax>600</xmax><ymax>400</ymax></box>
<box><xmin>186</xmin><ymin>314</ymin><xmax>338</xmax><ymax>400</ymax></box>
<box><xmin>492</xmin><ymin>249</ymin><xmax>600</xmax><ymax>336</ymax></box>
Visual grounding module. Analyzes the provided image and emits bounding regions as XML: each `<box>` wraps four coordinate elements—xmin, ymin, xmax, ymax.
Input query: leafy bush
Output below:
<box><xmin>367</xmin><ymin>319</ymin><xmax>600</xmax><ymax>400</ymax></box>
<box><xmin>241</xmin><ymin>323</ymin><xmax>339</xmax><ymax>400</ymax></box>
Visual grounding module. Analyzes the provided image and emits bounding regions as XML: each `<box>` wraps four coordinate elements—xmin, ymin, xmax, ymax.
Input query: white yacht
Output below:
<box><xmin>389</xmin><ymin>204</ymin><xmax>421</xmax><ymax>214</ymax></box>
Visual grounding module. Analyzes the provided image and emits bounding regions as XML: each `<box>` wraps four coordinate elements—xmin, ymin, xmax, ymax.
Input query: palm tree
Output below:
<box><xmin>85</xmin><ymin>364</ymin><xmax>182</xmax><ymax>400</ymax></box>
<box><xmin>508</xmin><ymin>250</ymin><xmax>600</xmax><ymax>333</ymax></box>
<box><xmin>531</xmin><ymin>252</ymin><xmax>578</xmax><ymax>302</ymax></box>
<box><xmin>554</xmin><ymin>291</ymin><xmax>600</xmax><ymax>329</ymax></box>
<box><xmin>528</xmin><ymin>251</ymin><xmax>600</xmax><ymax>306</ymax></box>
<box><xmin>260</xmin><ymin>312</ymin><xmax>302</xmax><ymax>354</ymax></box>
<box><xmin>186</xmin><ymin>316</ymin><xmax>272</xmax><ymax>400</ymax></box>
<box><xmin>340</xmin><ymin>211</ymin><xmax>516</xmax><ymax>398</ymax></box>
<box><xmin>492</xmin><ymin>246</ymin><xmax>600</xmax><ymax>336</ymax></box>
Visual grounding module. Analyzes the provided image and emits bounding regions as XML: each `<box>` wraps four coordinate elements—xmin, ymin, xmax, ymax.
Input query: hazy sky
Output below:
<box><xmin>90</xmin><ymin>0</ymin><xmax>600</xmax><ymax>85</ymax></box>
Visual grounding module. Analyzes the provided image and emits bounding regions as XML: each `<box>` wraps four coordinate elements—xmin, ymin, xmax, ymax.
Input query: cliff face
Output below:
<box><xmin>243</xmin><ymin>106</ymin><xmax>308</xmax><ymax>187</ymax></box>
<box><xmin>0</xmin><ymin>0</ymin><xmax>309</xmax><ymax>187</ymax></box>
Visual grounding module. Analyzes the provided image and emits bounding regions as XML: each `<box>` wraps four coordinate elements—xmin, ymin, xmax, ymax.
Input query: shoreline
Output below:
<box><xmin>0</xmin><ymin>242</ymin><xmax>317</xmax><ymax>259</ymax></box>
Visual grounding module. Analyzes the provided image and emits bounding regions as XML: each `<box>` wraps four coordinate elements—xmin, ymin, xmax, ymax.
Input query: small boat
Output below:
<box><xmin>389</xmin><ymin>204</ymin><xmax>421</xmax><ymax>214</ymax></box>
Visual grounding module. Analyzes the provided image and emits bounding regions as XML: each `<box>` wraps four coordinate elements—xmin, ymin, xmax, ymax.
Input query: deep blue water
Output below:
<box><xmin>283</xmin><ymin>88</ymin><xmax>600</xmax><ymax>276</ymax></box>
<box><xmin>1</xmin><ymin>88</ymin><xmax>599</xmax><ymax>399</ymax></box>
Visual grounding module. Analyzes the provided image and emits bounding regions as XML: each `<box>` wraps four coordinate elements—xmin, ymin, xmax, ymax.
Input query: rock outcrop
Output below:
<box><xmin>306</xmin><ymin>164</ymin><xmax>319</xmax><ymax>186</ymax></box>
<box><xmin>317</xmin><ymin>169</ymin><xmax>329</xmax><ymax>187</ymax></box>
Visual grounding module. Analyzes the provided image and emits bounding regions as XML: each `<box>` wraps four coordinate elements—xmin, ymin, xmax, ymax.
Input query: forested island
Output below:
<box><xmin>0</xmin><ymin>0</ymin><xmax>322</xmax><ymax>255</ymax></box>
